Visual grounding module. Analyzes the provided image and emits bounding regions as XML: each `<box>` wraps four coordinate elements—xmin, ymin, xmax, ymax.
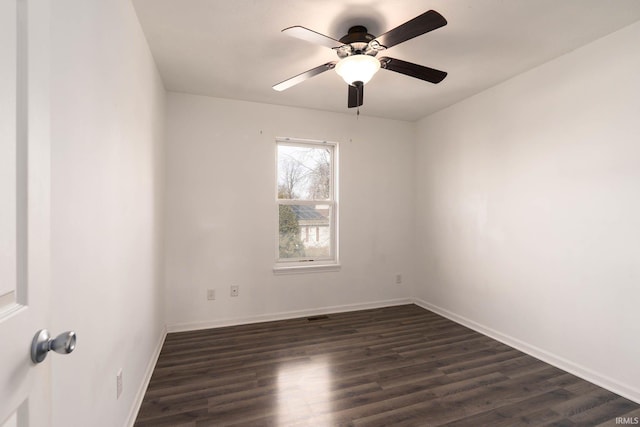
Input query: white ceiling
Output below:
<box><xmin>132</xmin><ymin>0</ymin><xmax>640</xmax><ymax>121</ymax></box>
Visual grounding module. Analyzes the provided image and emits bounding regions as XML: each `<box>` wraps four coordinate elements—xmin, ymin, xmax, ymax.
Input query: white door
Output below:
<box><xmin>1</xmin><ymin>1</ymin><xmax>52</xmax><ymax>426</ymax></box>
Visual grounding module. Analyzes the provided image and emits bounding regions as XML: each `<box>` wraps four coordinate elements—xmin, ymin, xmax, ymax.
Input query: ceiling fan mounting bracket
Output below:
<box><xmin>339</xmin><ymin>25</ymin><xmax>375</xmax><ymax>44</ymax></box>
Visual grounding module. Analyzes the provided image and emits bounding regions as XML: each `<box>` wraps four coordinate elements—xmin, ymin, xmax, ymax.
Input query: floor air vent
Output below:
<box><xmin>306</xmin><ymin>315</ymin><xmax>329</xmax><ymax>321</ymax></box>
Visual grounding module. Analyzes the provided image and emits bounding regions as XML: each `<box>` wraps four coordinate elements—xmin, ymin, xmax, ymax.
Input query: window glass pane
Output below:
<box><xmin>278</xmin><ymin>144</ymin><xmax>331</xmax><ymax>200</ymax></box>
<box><xmin>279</xmin><ymin>204</ymin><xmax>331</xmax><ymax>260</ymax></box>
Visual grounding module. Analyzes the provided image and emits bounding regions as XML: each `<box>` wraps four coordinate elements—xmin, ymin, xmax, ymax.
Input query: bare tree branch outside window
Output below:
<box><xmin>277</xmin><ymin>143</ymin><xmax>335</xmax><ymax>261</ymax></box>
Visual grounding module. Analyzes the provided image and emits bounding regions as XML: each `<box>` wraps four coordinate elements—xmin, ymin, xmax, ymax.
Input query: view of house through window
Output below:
<box><xmin>277</xmin><ymin>139</ymin><xmax>336</xmax><ymax>264</ymax></box>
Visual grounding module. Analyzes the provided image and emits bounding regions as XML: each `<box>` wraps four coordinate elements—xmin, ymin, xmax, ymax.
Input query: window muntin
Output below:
<box><xmin>276</xmin><ymin>139</ymin><xmax>337</xmax><ymax>266</ymax></box>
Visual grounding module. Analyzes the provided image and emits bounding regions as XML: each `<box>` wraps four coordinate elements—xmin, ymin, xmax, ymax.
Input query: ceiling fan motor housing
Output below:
<box><xmin>337</xmin><ymin>26</ymin><xmax>379</xmax><ymax>58</ymax></box>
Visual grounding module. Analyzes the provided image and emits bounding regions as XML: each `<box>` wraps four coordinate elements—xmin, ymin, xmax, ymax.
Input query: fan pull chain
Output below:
<box><xmin>357</xmin><ymin>83</ymin><xmax>361</xmax><ymax>118</ymax></box>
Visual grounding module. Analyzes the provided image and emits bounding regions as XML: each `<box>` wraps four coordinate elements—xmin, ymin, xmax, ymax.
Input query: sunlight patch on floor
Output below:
<box><xmin>277</xmin><ymin>358</ymin><xmax>333</xmax><ymax>426</ymax></box>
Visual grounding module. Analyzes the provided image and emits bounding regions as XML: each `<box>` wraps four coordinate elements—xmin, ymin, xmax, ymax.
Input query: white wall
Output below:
<box><xmin>50</xmin><ymin>0</ymin><xmax>165</xmax><ymax>426</ymax></box>
<box><xmin>164</xmin><ymin>93</ymin><xmax>414</xmax><ymax>329</ymax></box>
<box><xmin>414</xmin><ymin>21</ymin><xmax>640</xmax><ymax>402</ymax></box>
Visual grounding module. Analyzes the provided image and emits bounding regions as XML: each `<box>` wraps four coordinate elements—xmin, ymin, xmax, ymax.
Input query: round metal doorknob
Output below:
<box><xmin>31</xmin><ymin>329</ymin><xmax>77</xmax><ymax>364</ymax></box>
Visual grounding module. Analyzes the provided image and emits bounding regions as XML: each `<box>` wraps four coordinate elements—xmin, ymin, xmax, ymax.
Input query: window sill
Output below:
<box><xmin>273</xmin><ymin>263</ymin><xmax>341</xmax><ymax>275</ymax></box>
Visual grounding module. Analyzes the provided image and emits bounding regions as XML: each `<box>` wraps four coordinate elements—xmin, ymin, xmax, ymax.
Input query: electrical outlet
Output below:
<box><xmin>116</xmin><ymin>369</ymin><xmax>123</xmax><ymax>399</ymax></box>
<box><xmin>230</xmin><ymin>285</ymin><xmax>239</xmax><ymax>297</ymax></box>
<box><xmin>207</xmin><ymin>289</ymin><xmax>216</xmax><ymax>300</ymax></box>
<box><xmin>395</xmin><ymin>274</ymin><xmax>402</xmax><ymax>284</ymax></box>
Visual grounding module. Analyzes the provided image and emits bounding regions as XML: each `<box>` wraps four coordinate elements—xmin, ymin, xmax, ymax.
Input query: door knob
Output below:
<box><xmin>31</xmin><ymin>329</ymin><xmax>76</xmax><ymax>364</ymax></box>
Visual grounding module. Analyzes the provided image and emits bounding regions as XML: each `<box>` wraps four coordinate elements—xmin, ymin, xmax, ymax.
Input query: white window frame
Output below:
<box><xmin>273</xmin><ymin>137</ymin><xmax>340</xmax><ymax>274</ymax></box>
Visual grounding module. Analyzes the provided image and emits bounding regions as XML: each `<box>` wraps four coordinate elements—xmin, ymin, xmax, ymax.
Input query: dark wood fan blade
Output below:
<box><xmin>348</xmin><ymin>83</ymin><xmax>363</xmax><ymax>108</ymax></box>
<box><xmin>373</xmin><ymin>10</ymin><xmax>447</xmax><ymax>49</ymax></box>
<box><xmin>379</xmin><ymin>57</ymin><xmax>447</xmax><ymax>83</ymax></box>
<box><xmin>282</xmin><ymin>26</ymin><xmax>343</xmax><ymax>49</ymax></box>
<box><xmin>273</xmin><ymin>62</ymin><xmax>337</xmax><ymax>91</ymax></box>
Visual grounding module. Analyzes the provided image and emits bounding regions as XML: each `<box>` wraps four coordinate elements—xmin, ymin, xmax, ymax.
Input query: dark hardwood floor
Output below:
<box><xmin>135</xmin><ymin>304</ymin><xmax>639</xmax><ymax>426</ymax></box>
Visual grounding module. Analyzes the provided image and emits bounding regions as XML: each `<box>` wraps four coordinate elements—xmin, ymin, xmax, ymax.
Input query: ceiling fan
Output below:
<box><xmin>273</xmin><ymin>10</ymin><xmax>448</xmax><ymax>109</ymax></box>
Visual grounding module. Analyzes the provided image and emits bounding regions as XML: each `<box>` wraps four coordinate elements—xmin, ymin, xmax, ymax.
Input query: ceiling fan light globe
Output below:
<box><xmin>335</xmin><ymin>54</ymin><xmax>380</xmax><ymax>85</ymax></box>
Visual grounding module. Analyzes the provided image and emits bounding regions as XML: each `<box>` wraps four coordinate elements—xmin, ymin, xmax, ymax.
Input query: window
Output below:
<box><xmin>275</xmin><ymin>138</ymin><xmax>338</xmax><ymax>271</ymax></box>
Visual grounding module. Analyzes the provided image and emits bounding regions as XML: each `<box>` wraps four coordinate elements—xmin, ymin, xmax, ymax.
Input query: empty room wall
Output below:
<box><xmin>414</xmin><ymin>21</ymin><xmax>640</xmax><ymax>402</ymax></box>
<box><xmin>164</xmin><ymin>93</ymin><xmax>415</xmax><ymax>330</ymax></box>
<box><xmin>50</xmin><ymin>0</ymin><xmax>166</xmax><ymax>425</ymax></box>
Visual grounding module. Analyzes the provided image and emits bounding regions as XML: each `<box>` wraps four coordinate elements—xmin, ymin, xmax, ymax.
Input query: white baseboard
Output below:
<box><xmin>412</xmin><ymin>297</ymin><xmax>640</xmax><ymax>405</ymax></box>
<box><xmin>126</xmin><ymin>325</ymin><xmax>167</xmax><ymax>427</ymax></box>
<box><xmin>166</xmin><ymin>298</ymin><xmax>413</xmax><ymax>333</ymax></box>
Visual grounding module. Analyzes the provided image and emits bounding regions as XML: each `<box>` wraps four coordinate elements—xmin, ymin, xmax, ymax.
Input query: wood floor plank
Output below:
<box><xmin>135</xmin><ymin>304</ymin><xmax>639</xmax><ymax>426</ymax></box>
<box><xmin>441</xmin><ymin>388</ymin><xmax>574</xmax><ymax>427</ymax></box>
